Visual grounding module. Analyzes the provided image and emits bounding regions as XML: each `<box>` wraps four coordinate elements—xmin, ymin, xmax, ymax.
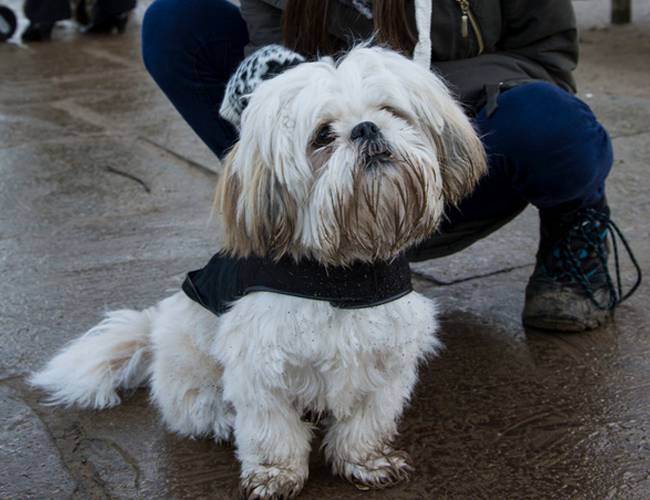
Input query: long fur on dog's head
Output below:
<box><xmin>216</xmin><ymin>46</ymin><xmax>486</xmax><ymax>265</ymax></box>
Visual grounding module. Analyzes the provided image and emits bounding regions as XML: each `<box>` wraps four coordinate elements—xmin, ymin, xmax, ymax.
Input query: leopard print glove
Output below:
<box><xmin>219</xmin><ymin>45</ymin><xmax>306</xmax><ymax>129</ymax></box>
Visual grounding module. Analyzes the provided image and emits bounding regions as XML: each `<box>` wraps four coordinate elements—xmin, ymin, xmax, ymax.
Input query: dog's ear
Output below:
<box><xmin>386</xmin><ymin>49</ymin><xmax>487</xmax><ymax>206</ymax></box>
<box><xmin>215</xmin><ymin>145</ymin><xmax>244</xmax><ymax>253</ymax></box>
<box><xmin>216</xmin><ymin>144</ymin><xmax>297</xmax><ymax>258</ymax></box>
<box><xmin>429</xmin><ymin>101</ymin><xmax>487</xmax><ymax>206</ymax></box>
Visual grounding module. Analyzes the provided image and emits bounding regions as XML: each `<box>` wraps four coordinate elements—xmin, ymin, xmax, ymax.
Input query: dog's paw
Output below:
<box><xmin>332</xmin><ymin>448</ymin><xmax>414</xmax><ymax>489</ymax></box>
<box><xmin>240</xmin><ymin>465</ymin><xmax>306</xmax><ymax>499</ymax></box>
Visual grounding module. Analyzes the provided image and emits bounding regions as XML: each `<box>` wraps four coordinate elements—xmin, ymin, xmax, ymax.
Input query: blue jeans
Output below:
<box><xmin>142</xmin><ymin>0</ymin><xmax>613</xmax><ymax>256</ymax></box>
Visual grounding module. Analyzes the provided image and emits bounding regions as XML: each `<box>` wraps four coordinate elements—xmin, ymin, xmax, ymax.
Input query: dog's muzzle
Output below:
<box><xmin>351</xmin><ymin>121</ymin><xmax>393</xmax><ymax>166</ymax></box>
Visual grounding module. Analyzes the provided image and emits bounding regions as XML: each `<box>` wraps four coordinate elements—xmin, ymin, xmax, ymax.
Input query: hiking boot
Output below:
<box><xmin>523</xmin><ymin>199</ymin><xmax>641</xmax><ymax>332</ymax></box>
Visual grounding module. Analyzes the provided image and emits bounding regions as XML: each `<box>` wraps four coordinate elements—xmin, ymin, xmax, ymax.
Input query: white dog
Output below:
<box><xmin>31</xmin><ymin>46</ymin><xmax>486</xmax><ymax>499</ymax></box>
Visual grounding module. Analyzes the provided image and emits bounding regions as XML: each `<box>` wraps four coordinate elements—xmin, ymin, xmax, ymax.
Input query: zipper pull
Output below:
<box><xmin>457</xmin><ymin>1</ymin><xmax>470</xmax><ymax>38</ymax></box>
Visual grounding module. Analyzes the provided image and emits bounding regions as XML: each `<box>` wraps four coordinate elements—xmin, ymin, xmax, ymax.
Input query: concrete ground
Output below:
<box><xmin>1</xmin><ymin>1</ymin><xmax>649</xmax><ymax>499</ymax></box>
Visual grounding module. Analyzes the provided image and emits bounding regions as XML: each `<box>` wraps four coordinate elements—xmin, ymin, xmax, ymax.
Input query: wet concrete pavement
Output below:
<box><xmin>1</xmin><ymin>2</ymin><xmax>649</xmax><ymax>499</ymax></box>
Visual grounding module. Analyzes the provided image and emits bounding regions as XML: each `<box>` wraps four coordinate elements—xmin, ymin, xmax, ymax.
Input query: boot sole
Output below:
<box><xmin>522</xmin><ymin>313</ymin><xmax>610</xmax><ymax>332</ymax></box>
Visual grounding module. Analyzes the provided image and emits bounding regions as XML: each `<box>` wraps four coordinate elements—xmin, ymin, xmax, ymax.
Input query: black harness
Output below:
<box><xmin>182</xmin><ymin>252</ymin><xmax>413</xmax><ymax>316</ymax></box>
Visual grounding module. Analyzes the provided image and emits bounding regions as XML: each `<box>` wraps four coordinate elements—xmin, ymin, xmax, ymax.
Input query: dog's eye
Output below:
<box><xmin>312</xmin><ymin>124</ymin><xmax>336</xmax><ymax>148</ymax></box>
<box><xmin>381</xmin><ymin>106</ymin><xmax>411</xmax><ymax>123</ymax></box>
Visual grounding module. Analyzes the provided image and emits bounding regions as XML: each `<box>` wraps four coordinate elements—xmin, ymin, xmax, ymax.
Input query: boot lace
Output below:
<box><xmin>545</xmin><ymin>209</ymin><xmax>642</xmax><ymax>311</ymax></box>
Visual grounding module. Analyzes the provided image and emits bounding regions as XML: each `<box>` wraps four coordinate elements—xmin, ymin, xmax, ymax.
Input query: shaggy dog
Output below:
<box><xmin>31</xmin><ymin>46</ymin><xmax>486</xmax><ymax>498</ymax></box>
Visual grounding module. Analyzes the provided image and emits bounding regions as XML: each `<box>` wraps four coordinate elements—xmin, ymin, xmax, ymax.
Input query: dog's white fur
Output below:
<box><xmin>31</xmin><ymin>47</ymin><xmax>486</xmax><ymax>498</ymax></box>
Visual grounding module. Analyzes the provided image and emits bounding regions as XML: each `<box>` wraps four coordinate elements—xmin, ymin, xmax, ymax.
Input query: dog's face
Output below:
<box><xmin>218</xmin><ymin>46</ymin><xmax>486</xmax><ymax>265</ymax></box>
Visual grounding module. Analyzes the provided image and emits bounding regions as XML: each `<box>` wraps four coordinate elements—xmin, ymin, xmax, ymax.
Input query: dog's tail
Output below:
<box><xmin>30</xmin><ymin>308</ymin><xmax>154</xmax><ymax>409</ymax></box>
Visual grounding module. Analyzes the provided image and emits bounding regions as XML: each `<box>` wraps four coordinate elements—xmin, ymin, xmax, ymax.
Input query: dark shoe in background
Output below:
<box><xmin>21</xmin><ymin>22</ymin><xmax>55</xmax><ymax>42</ymax></box>
<box><xmin>81</xmin><ymin>12</ymin><xmax>129</xmax><ymax>35</ymax></box>
<box><xmin>523</xmin><ymin>198</ymin><xmax>641</xmax><ymax>332</ymax></box>
<box><xmin>74</xmin><ymin>0</ymin><xmax>90</xmax><ymax>25</ymax></box>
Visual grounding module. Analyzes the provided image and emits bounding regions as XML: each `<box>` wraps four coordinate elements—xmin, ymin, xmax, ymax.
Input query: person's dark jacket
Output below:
<box><xmin>239</xmin><ymin>0</ymin><xmax>579</xmax><ymax>113</ymax></box>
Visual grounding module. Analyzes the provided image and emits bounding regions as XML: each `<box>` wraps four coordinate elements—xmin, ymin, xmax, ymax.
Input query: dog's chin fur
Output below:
<box><xmin>31</xmin><ymin>46</ymin><xmax>486</xmax><ymax>499</ymax></box>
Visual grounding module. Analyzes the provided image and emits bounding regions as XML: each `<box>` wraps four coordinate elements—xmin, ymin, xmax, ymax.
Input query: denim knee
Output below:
<box><xmin>142</xmin><ymin>0</ymin><xmax>248</xmax><ymax>85</ymax></box>
<box><xmin>142</xmin><ymin>0</ymin><xmax>181</xmax><ymax>84</ymax></box>
<box><xmin>481</xmin><ymin>81</ymin><xmax>612</xmax><ymax>208</ymax></box>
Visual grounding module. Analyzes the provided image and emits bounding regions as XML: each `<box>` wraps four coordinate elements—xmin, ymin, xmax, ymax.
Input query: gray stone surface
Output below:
<box><xmin>1</xmin><ymin>2</ymin><xmax>649</xmax><ymax>499</ymax></box>
<box><xmin>0</xmin><ymin>386</ymin><xmax>76</xmax><ymax>499</ymax></box>
<box><xmin>574</xmin><ymin>0</ymin><xmax>650</xmax><ymax>27</ymax></box>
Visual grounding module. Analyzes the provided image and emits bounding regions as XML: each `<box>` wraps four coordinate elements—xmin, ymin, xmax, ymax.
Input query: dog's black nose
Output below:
<box><xmin>350</xmin><ymin>121</ymin><xmax>380</xmax><ymax>141</ymax></box>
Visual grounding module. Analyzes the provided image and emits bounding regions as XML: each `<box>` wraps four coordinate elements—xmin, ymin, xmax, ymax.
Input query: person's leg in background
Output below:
<box><xmin>22</xmin><ymin>0</ymin><xmax>71</xmax><ymax>41</ymax></box>
<box><xmin>142</xmin><ymin>0</ymin><xmax>249</xmax><ymax>159</ymax></box>
<box><xmin>417</xmin><ymin>81</ymin><xmax>639</xmax><ymax>331</ymax></box>
<box><xmin>82</xmin><ymin>0</ymin><xmax>137</xmax><ymax>34</ymax></box>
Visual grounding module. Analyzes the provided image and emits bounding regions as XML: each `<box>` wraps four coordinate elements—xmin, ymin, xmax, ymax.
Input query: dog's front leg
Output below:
<box><xmin>230</xmin><ymin>378</ymin><xmax>311</xmax><ymax>500</ymax></box>
<box><xmin>323</xmin><ymin>362</ymin><xmax>418</xmax><ymax>489</ymax></box>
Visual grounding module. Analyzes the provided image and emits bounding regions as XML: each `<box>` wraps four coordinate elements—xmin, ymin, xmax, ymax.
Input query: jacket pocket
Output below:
<box><xmin>483</xmin><ymin>78</ymin><xmax>536</xmax><ymax>116</ymax></box>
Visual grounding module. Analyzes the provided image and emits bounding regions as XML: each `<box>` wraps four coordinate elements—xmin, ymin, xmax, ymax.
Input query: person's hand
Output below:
<box><xmin>220</xmin><ymin>44</ymin><xmax>306</xmax><ymax>128</ymax></box>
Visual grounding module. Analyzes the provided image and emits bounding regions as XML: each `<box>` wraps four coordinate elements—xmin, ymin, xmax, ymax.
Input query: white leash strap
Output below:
<box><xmin>412</xmin><ymin>0</ymin><xmax>433</xmax><ymax>69</ymax></box>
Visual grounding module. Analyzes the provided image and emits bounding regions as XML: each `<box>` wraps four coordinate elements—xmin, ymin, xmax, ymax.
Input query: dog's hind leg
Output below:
<box><xmin>149</xmin><ymin>293</ymin><xmax>233</xmax><ymax>441</ymax></box>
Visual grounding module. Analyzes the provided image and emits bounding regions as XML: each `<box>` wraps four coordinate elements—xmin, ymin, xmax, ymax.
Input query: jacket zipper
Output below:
<box><xmin>455</xmin><ymin>0</ymin><xmax>485</xmax><ymax>55</ymax></box>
